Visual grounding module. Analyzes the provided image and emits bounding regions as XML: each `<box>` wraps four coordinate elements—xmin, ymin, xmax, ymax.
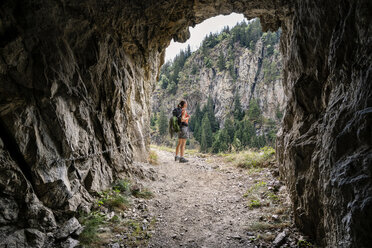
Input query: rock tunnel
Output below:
<box><xmin>0</xmin><ymin>0</ymin><xmax>371</xmax><ymax>247</ymax></box>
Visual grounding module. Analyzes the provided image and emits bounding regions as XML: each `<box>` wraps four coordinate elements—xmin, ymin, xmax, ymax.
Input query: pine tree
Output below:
<box><xmin>224</xmin><ymin>118</ymin><xmax>235</xmax><ymax>143</ymax></box>
<box><xmin>248</xmin><ymin>99</ymin><xmax>261</xmax><ymax>121</ymax></box>
<box><xmin>158</xmin><ymin>109</ymin><xmax>168</xmax><ymax>136</ymax></box>
<box><xmin>242</xmin><ymin>119</ymin><xmax>255</xmax><ymax>147</ymax></box>
<box><xmin>189</xmin><ymin>103</ymin><xmax>202</xmax><ymax>132</ymax></box>
<box><xmin>217</xmin><ymin>50</ymin><xmax>226</xmax><ymax>71</ymax></box>
<box><xmin>205</xmin><ymin>97</ymin><xmax>219</xmax><ymax>132</ymax></box>
<box><xmin>160</xmin><ymin>75</ymin><xmax>169</xmax><ymax>89</ymax></box>
<box><xmin>233</xmin><ymin>93</ymin><xmax>244</xmax><ymax>121</ymax></box>
<box><xmin>194</xmin><ymin>121</ymin><xmax>201</xmax><ymax>143</ymax></box>
<box><xmin>200</xmin><ymin>114</ymin><xmax>213</xmax><ymax>152</ymax></box>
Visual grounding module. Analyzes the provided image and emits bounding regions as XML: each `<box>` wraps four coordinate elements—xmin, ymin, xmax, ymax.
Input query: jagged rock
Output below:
<box><xmin>273</xmin><ymin>231</ymin><xmax>286</xmax><ymax>247</ymax></box>
<box><xmin>55</xmin><ymin>217</ymin><xmax>81</xmax><ymax>240</ymax></box>
<box><xmin>0</xmin><ymin>197</ymin><xmax>19</xmax><ymax>224</ymax></box>
<box><xmin>60</xmin><ymin>237</ymin><xmax>80</xmax><ymax>248</ymax></box>
<box><xmin>25</xmin><ymin>229</ymin><xmax>47</xmax><ymax>247</ymax></box>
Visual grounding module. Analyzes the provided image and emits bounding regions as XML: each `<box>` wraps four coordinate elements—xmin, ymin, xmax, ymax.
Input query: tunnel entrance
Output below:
<box><xmin>0</xmin><ymin>0</ymin><xmax>370</xmax><ymax>247</ymax></box>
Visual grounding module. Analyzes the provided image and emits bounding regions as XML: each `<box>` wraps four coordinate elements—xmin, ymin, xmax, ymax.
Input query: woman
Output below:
<box><xmin>175</xmin><ymin>100</ymin><xmax>190</xmax><ymax>163</ymax></box>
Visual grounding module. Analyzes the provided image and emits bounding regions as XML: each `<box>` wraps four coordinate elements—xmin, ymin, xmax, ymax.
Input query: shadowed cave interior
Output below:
<box><xmin>0</xmin><ymin>0</ymin><xmax>371</xmax><ymax>247</ymax></box>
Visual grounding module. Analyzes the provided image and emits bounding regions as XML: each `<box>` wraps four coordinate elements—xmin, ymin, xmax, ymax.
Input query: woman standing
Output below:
<box><xmin>175</xmin><ymin>100</ymin><xmax>189</xmax><ymax>163</ymax></box>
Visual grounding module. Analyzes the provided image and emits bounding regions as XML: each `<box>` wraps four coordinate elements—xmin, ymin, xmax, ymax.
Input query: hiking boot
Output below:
<box><xmin>175</xmin><ymin>156</ymin><xmax>180</xmax><ymax>161</ymax></box>
<box><xmin>179</xmin><ymin>157</ymin><xmax>189</xmax><ymax>163</ymax></box>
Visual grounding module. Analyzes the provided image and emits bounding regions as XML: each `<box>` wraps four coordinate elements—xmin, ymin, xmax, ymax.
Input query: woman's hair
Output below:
<box><xmin>178</xmin><ymin>100</ymin><xmax>186</xmax><ymax>108</ymax></box>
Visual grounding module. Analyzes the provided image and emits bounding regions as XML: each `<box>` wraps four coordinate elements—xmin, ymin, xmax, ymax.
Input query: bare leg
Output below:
<box><xmin>176</xmin><ymin>139</ymin><xmax>181</xmax><ymax>156</ymax></box>
<box><xmin>180</xmin><ymin>139</ymin><xmax>186</xmax><ymax>157</ymax></box>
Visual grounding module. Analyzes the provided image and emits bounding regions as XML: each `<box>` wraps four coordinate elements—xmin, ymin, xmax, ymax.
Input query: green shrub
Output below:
<box><xmin>78</xmin><ymin>211</ymin><xmax>105</xmax><ymax>246</ymax></box>
<box><xmin>112</xmin><ymin>179</ymin><xmax>131</xmax><ymax>195</ymax></box>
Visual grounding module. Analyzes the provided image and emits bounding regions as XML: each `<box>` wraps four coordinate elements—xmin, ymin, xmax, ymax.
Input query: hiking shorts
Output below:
<box><xmin>178</xmin><ymin>125</ymin><xmax>189</xmax><ymax>139</ymax></box>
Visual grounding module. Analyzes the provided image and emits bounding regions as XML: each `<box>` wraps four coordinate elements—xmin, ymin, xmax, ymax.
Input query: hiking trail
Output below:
<box><xmin>140</xmin><ymin>148</ymin><xmax>303</xmax><ymax>248</ymax></box>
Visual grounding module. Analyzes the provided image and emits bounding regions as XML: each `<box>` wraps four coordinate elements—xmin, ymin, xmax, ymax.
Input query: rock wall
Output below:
<box><xmin>0</xmin><ymin>0</ymin><xmax>371</xmax><ymax>247</ymax></box>
<box><xmin>0</xmin><ymin>1</ymin><xmax>157</xmax><ymax>246</ymax></box>
<box><xmin>277</xmin><ymin>0</ymin><xmax>372</xmax><ymax>247</ymax></box>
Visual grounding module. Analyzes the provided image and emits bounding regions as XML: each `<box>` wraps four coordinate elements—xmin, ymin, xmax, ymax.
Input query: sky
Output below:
<box><xmin>165</xmin><ymin>13</ymin><xmax>247</xmax><ymax>62</ymax></box>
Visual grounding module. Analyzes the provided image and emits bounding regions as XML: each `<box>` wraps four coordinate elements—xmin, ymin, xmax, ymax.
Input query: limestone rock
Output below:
<box><xmin>55</xmin><ymin>217</ymin><xmax>81</xmax><ymax>240</ymax></box>
<box><xmin>60</xmin><ymin>237</ymin><xmax>80</xmax><ymax>248</ymax></box>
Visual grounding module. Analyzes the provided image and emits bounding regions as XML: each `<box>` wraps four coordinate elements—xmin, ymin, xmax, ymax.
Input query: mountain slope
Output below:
<box><xmin>152</xmin><ymin>19</ymin><xmax>285</xmax><ymax>150</ymax></box>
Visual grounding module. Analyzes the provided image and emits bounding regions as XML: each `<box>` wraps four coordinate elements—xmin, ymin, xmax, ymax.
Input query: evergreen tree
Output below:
<box><xmin>205</xmin><ymin>97</ymin><xmax>219</xmax><ymax>132</ymax></box>
<box><xmin>217</xmin><ymin>51</ymin><xmax>226</xmax><ymax>71</ymax></box>
<box><xmin>247</xmin><ymin>99</ymin><xmax>261</xmax><ymax>122</ymax></box>
<box><xmin>224</xmin><ymin>118</ymin><xmax>235</xmax><ymax>143</ymax></box>
<box><xmin>233</xmin><ymin>93</ymin><xmax>244</xmax><ymax>121</ymax></box>
<box><xmin>194</xmin><ymin>121</ymin><xmax>201</xmax><ymax>143</ymax></box>
<box><xmin>150</xmin><ymin>113</ymin><xmax>157</xmax><ymax>127</ymax></box>
<box><xmin>242</xmin><ymin>119</ymin><xmax>255</xmax><ymax>147</ymax></box>
<box><xmin>191</xmin><ymin>63</ymin><xmax>198</xmax><ymax>74</ymax></box>
<box><xmin>160</xmin><ymin>75</ymin><xmax>169</xmax><ymax>89</ymax></box>
<box><xmin>158</xmin><ymin>109</ymin><xmax>168</xmax><ymax>135</ymax></box>
<box><xmin>200</xmin><ymin>114</ymin><xmax>213</xmax><ymax>152</ymax></box>
<box><xmin>212</xmin><ymin>129</ymin><xmax>229</xmax><ymax>153</ymax></box>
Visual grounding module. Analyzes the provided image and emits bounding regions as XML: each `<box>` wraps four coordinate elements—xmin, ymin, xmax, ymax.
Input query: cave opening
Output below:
<box><xmin>0</xmin><ymin>0</ymin><xmax>370</xmax><ymax>247</ymax></box>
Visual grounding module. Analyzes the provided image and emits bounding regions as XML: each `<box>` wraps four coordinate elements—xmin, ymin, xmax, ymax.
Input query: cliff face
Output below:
<box><xmin>277</xmin><ymin>1</ymin><xmax>372</xmax><ymax>246</ymax></box>
<box><xmin>0</xmin><ymin>0</ymin><xmax>371</xmax><ymax>247</ymax></box>
<box><xmin>152</xmin><ymin>25</ymin><xmax>285</xmax><ymax>126</ymax></box>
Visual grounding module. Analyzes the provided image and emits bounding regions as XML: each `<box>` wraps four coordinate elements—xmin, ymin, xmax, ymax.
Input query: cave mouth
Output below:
<box><xmin>1</xmin><ymin>0</ymin><xmax>370</xmax><ymax>247</ymax></box>
<box><xmin>153</xmin><ymin>13</ymin><xmax>284</xmax><ymax>151</ymax></box>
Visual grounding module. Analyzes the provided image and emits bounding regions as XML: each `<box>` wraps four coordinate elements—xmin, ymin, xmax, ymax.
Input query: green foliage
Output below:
<box><xmin>262</xmin><ymin>58</ymin><xmax>280</xmax><ymax>84</ymax></box>
<box><xmin>202</xmin><ymin>32</ymin><xmax>219</xmax><ymax>49</ymax></box>
<box><xmin>247</xmin><ymin>99</ymin><xmax>261</xmax><ymax>122</ymax></box>
<box><xmin>166</xmin><ymin>81</ymin><xmax>177</xmax><ymax>94</ymax></box>
<box><xmin>233</xmin><ymin>93</ymin><xmax>244</xmax><ymax>121</ymax></box>
<box><xmin>212</xmin><ymin>129</ymin><xmax>229</xmax><ymax>153</ymax></box>
<box><xmin>298</xmin><ymin>240</ymin><xmax>314</xmax><ymax>247</ymax></box>
<box><xmin>150</xmin><ymin>113</ymin><xmax>157</xmax><ymax>128</ymax></box>
<box><xmin>113</xmin><ymin>179</ymin><xmax>131</xmax><ymax>195</ymax></box>
<box><xmin>158</xmin><ymin>109</ymin><xmax>168</xmax><ymax>135</ymax></box>
<box><xmin>224</xmin><ymin>118</ymin><xmax>235</xmax><ymax>143</ymax></box>
<box><xmin>200</xmin><ymin>113</ymin><xmax>213</xmax><ymax>152</ymax></box>
<box><xmin>217</xmin><ymin>50</ymin><xmax>226</xmax><ymax>71</ymax></box>
<box><xmin>230</xmin><ymin>19</ymin><xmax>263</xmax><ymax>50</ymax></box>
<box><xmin>78</xmin><ymin>211</ymin><xmax>105</xmax><ymax>246</ymax></box>
<box><xmin>191</xmin><ymin>63</ymin><xmax>198</xmax><ymax>74</ymax></box>
<box><xmin>132</xmin><ymin>188</ymin><xmax>154</xmax><ymax>199</ymax></box>
<box><xmin>148</xmin><ymin>150</ymin><xmax>158</xmax><ymax>165</ymax></box>
<box><xmin>204</xmin><ymin>97</ymin><xmax>219</xmax><ymax>132</ymax></box>
<box><xmin>248</xmin><ymin>199</ymin><xmax>261</xmax><ymax>209</ymax></box>
<box><xmin>97</xmin><ymin>189</ymin><xmax>130</xmax><ymax>211</ymax></box>
<box><xmin>204</xmin><ymin>57</ymin><xmax>212</xmax><ymax>68</ymax></box>
<box><xmin>275</xmin><ymin>106</ymin><xmax>283</xmax><ymax>120</ymax></box>
<box><xmin>159</xmin><ymin>75</ymin><xmax>169</xmax><ymax>89</ymax></box>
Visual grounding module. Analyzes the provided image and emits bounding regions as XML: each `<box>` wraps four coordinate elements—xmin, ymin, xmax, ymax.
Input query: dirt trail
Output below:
<box><xmin>143</xmin><ymin>148</ymin><xmax>297</xmax><ymax>248</ymax></box>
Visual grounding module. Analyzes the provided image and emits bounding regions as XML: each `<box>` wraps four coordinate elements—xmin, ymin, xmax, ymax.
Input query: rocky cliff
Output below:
<box><xmin>0</xmin><ymin>0</ymin><xmax>371</xmax><ymax>247</ymax></box>
<box><xmin>152</xmin><ymin>20</ymin><xmax>285</xmax><ymax>127</ymax></box>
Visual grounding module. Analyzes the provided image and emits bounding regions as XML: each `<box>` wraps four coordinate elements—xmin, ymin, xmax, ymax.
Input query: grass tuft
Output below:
<box><xmin>148</xmin><ymin>150</ymin><xmax>159</xmax><ymax>165</ymax></box>
<box><xmin>78</xmin><ymin>211</ymin><xmax>105</xmax><ymax>246</ymax></box>
<box><xmin>132</xmin><ymin>188</ymin><xmax>154</xmax><ymax>199</ymax></box>
<box><xmin>112</xmin><ymin>179</ymin><xmax>131</xmax><ymax>195</ymax></box>
<box><xmin>223</xmin><ymin>146</ymin><xmax>275</xmax><ymax>169</ymax></box>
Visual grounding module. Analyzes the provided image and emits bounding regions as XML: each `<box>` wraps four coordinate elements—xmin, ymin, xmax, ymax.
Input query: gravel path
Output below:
<box><xmin>144</xmin><ymin>148</ymin><xmax>296</xmax><ymax>248</ymax></box>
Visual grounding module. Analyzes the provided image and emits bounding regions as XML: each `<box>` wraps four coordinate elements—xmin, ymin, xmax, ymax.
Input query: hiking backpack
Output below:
<box><xmin>169</xmin><ymin>107</ymin><xmax>182</xmax><ymax>137</ymax></box>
